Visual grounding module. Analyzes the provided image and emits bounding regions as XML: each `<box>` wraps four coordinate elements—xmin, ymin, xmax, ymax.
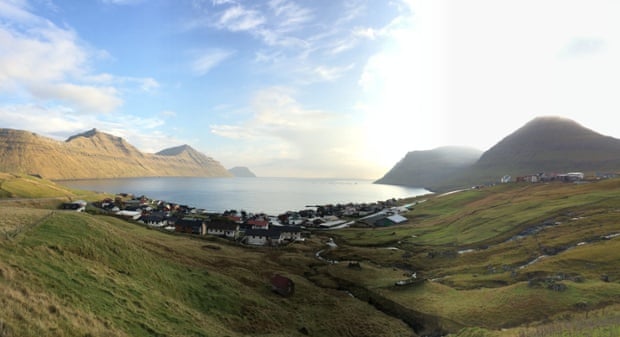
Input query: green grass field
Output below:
<box><xmin>0</xmin><ymin>209</ymin><xmax>414</xmax><ymax>337</ymax></box>
<box><xmin>326</xmin><ymin>179</ymin><xmax>620</xmax><ymax>335</ymax></box>
<box><xmin>2</xmin><ymin>173</ymin><xmax>620</xmax><ymax>336</ymax></box>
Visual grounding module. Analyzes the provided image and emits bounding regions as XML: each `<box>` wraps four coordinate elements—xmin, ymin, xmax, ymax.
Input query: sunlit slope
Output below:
<box><xmin>0</xmin><ymin>172</ymin><xmax>103</xmax><ymax>202</ymax></box>
<box><xmin>329</xmin><ymin>179</ymin><xmax>620</xmax><ymax>334</ymax></box>
<box><xmin>0</xmin><ymin>211</ymin><xmax>413</xmax><ymax>337</ymax></box>
<box><xmin>0</xmin><ymin>128</ymin><xmax>232</xmax><ymax>179</ymax></box>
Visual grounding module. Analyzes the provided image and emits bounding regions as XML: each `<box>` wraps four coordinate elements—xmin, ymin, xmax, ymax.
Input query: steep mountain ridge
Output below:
<box><xmin>375</xmin><ymin>146</ymin><xmax>482</xmax><ymax>189</ymax></box>
<box><xmin>377</xmin><ymin>116</ymin><xmax>620</xmax><ymax>192</ymax></box>
<box><xmin>0</xmin><ymin>128</ymin><xmax>232</xmax><ymax>180</ymax></box>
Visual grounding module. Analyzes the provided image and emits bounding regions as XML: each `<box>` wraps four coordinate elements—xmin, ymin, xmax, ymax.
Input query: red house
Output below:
<box><xmin>270</xmin><ymin>274</ymin><xmax>294</xmax><ymax>297</ymax></box>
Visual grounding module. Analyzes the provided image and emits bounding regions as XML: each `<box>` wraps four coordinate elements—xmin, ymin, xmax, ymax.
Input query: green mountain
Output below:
<box><xmin>0</xmin><ymin>128</ymin><xmax>232</xmax><ymax>180</ymax></box>
<box><xmin>374</xmin><ymin>146</ymin><xmax>483</xmax><ymax>190</ymax></box>
<box><xmin>377</xmin><ymin>116</ymin><xmax>620</xmax><ymax>191</ymax></box>
<box><xmin>474</xmin><ymin>116</ymin><xmax>620</xmax><ymax>175</ymax></box>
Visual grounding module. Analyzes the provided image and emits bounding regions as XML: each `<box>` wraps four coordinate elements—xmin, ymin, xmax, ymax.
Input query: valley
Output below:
<box><xmin>0</xmin><ymin>174</ymin><xmax>619</xmax><ymax>336</ymax></box>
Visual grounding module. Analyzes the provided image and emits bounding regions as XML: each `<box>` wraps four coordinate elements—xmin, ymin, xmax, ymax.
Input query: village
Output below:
<box><xmin>62</xmin><ymin>193</ymin><xmax>414</xmax><ymax>247</ymax></box>
<box><xmin>59</xmin><ymin>170</ymin><xmax>611</xmax><ymax>247</ymax></box>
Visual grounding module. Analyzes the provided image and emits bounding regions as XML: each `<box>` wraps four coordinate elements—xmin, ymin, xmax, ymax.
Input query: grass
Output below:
<box><xmin>318</xmin><ymin>179</ymin><xmax>620</xmax><ymax>334</ymax></box>
<box><xmin>3</xmin><ymin>175</ymin><xmax>620</xmax><ymax>336</ymax></box>
<box><xmin>0</xmin><ymin>211</ymin><xmax>414</xmax><ymax>337</ymax></box>
<box><xmin>0</xmin><ymin>172</ymin><xmax>108</xmax><ymax>204</ymax></box>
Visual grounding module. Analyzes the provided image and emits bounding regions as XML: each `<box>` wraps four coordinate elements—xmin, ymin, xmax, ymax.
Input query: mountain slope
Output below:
<box><xmin>474</xmin><ymin>116</ymin><xmax>620</xmax><ymax>174</ymax></box>
<box><xmin>0</xmin><ymin>128</ymin><xmax>232</xmax><ymax>180</ymax></box>
<box><xmin>377</xmin><ymin>116</ymin><xmax>620</xmax><ymax>192</ymax></box>
<box><xmin>374</xmin><ymin>146</ymin><xmax>483</xmax><ymax>190</ymax></box>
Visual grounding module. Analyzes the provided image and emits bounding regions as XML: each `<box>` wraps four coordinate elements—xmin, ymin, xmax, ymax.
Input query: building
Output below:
<box><xmin>175</xmin><ymin>218</ymin><xmax>206</xmax><ymax>235</ymax></box>
<box><xmin>206</xmin><ymin>222</ymin><xmax>240</xmax><ymax>239</ymax></box>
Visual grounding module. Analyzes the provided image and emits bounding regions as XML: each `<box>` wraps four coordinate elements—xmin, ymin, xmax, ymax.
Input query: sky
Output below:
<box><xmin>1</xmin><ymin>0</ymin><xmax>620</xmax><ymax>179</ymax></box>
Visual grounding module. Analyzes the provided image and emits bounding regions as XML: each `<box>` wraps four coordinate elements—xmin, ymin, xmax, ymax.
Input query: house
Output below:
<box><xmin>244</xmin><ymin>228</ymin><xmax>283</xmax><ymax>246</ymax></box>
<box><xmin>386</xmin><ymin>214</ymin><xmax>408</xmax><ymax>225</ymax></box>
<box><xmin>175</xmin><ymin>218</ymin><xmax>206</xmax><ymax>235</ymax></box>
<box><xmin>225</xmin><ymin>215</ymin><xmax>243</xmax><ymax>223</ymax></box>
<box><xmin>247</xmin><ymin>219</ymin><xmax>269</xmax><ymax>229</ymax></box>
<box><xmin>61</xmin><ymin>200</ymin><xmax>87</xmax><ymax>212</ymax></box>
<box><xmin>270</xmin><ymin>274</ymin><xmax>294</xmax><ymax>297</ymax></box>
<box><xmin>207</xmin><ymin>222</ymin><xmax>240</xmax><ymax>239</ymax></box>
<box><xmin>359</xmin><ymin>212</ymin><xmax>408</xmax><ymax>227</ymax></box>
<box><xmin>139</xmin><ymin>212</ymin><xmax>168</xmax><ymax>227</ymax></box>
<box><xmin>278</xmin><ymin>226</ymin><xmax>303</xmax><ymax>241</ymax></box>
<box><xmin>516</xmin><ymin>174</ymin><xmax>539</xmax><ymax>183</ymax></box>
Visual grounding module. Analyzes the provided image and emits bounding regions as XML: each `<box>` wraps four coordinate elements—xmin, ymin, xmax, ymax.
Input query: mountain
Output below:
<box><xmin>474</xmin><ymin>116</ymin><xmax>620</xmax><ymax>175</ymax></box>
<box><xmin>374</xmin><ymin>146</ymin><xmax>483</xmax><ymax>190</ymax></box>
<box><xmin>377</xmin><ymin>116</ymin><xmax>620</xmax><ymax>192</ymax></box>
<box><xmin>0</xmin><ymin>128</ymin><xmax>232</xmax><ymax>180</ymax></box>
<box><xmin>228</xmin><ymin>166</ymin><xmax>257</xmax><ymax>177</ymax></box>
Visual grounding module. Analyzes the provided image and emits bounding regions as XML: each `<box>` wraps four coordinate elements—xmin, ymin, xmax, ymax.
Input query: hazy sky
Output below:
<box><xmin>1</xmin><ymin>0</ymin><xmax>620</xmax><ymax>179</ymax></box>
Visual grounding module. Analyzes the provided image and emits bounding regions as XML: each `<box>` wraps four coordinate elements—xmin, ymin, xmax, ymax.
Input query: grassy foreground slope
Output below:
<box><xmin>0</xmin><ymin>210</ymin><xmax>413</xmax><ymax>337</ymax></box>
<box><xmin>0</xmin><ymin>172</ymin><xmax>104</xmax><ymax>204</ymax></box>
<box><xmin>328</xmin><ymin>179</ymin><xmax>620</xmax><ymax>336</ymax></box>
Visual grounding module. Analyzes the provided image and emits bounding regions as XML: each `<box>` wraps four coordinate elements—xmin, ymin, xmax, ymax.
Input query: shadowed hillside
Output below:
<box><xmin>0</xmin><ymin>128</ymin><xmax>232</xmax><ymax>180</ymax></box>
<box><xmin>474</xmin><ymin>116</ymin><xmax>620</xmax><ymax>174</ymax></box>
<box><xmin>375</xmin><ymin>146</ymin><xmax>482</xmax><ymax>190</ymax></box>
<box><xmin>377</xmin><ymin>117</ymin><xmax>620</xmax><ymax>192</ymax></box>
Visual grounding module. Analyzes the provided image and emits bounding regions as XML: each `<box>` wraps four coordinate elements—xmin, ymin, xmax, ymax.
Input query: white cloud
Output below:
<box><xmin>313</xmin><ymin>64</ymin><xmax>355</xmax><ymax>82</ymax></box>
<box><xmin>191</xmin><ymin>49</ymin><xmax>235</xmax><ymax>76</ymax></box>
<box><xmin>216</xmin><ymin>5</ymin><xmax>265</xmax><ymax>32</ymax></box>
<box><xmin>28</xmin><ymin>83</ymin><xmax>122</xmax><ymax>113</ymax></box>
<box><xmin>356</xmin><ymin>0</ymin><xmax>620</xmax><ymax>172</ymax></box>
<box><xmin>0</xmin><ymin>103</ymin><xmax>182</xmax><ymax>153</ymax></box>
<box><xmin>268</xmin><ymin>0</ymin><xmax>313</xmax><ymax>32</ymax></box>
<box><xmin>0</xmin><ymin>104</ymin><xmax>86</xmax><ymax>137</ymax></box>
<box><xmin>0</xmin><ymin>0</ymin><xmax>131</xmax><ymax>113</ymax></box>
<box><xmin>210</xmin><ymin>87</ymin><xmax>378</xmax><ymax>178</ymax></box>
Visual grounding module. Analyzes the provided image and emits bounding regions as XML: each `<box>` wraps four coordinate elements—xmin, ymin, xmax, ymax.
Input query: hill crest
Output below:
<box><xmin>0</xmin><ymin>128</ymin><xmax>232</xmax><ymax>180</ymax></box>
<box><xmin>377</xmin><ymin>116</ymin><xmax>620</xmax><ymax>191</ymax></box>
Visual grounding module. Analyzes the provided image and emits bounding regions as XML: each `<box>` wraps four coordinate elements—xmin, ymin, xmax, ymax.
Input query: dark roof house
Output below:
<box><xmin>270</xmin><ymin>274</ymin><xmax>294</xmax><ymax>296</ymax></box>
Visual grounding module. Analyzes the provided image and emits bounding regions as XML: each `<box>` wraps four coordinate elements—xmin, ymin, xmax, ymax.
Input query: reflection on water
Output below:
<box><xmin>61</xmin><ymin>177</ymin><xmax>429</xmax><ymax>214</ymax></box>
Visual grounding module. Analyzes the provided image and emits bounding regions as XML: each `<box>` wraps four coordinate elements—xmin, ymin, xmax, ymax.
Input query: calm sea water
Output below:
<box><xmin>61</xmin><ymin>177</ymin><xmax>429</xmax><ymax>215</ymax></box>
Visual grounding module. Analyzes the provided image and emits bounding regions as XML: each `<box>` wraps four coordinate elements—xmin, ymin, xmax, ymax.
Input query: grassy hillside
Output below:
<box><xmin>0</xmin><ymin>173</ymin><xmax>105</xmax><ymax>205</ymax></box>
<box><xmin>328</xmin><ymin>179</ymin><xmax>620</xmax><ymax>335</ymax></box>
<box><xmin>0</xmin><ymin>209</ymin><xmax>413</xmax><ymax>337</ymax></box>
<box><xmin>2</xmin><ymin>175</ymin><xmax>620</xmax><ymax>336</ymax></box>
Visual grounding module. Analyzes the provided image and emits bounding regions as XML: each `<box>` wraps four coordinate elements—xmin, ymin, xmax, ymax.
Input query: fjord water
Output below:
<box><xmin>62</xmin><ymin>177</ymin><xmax>429</xmax><ymax>214</ymax></box>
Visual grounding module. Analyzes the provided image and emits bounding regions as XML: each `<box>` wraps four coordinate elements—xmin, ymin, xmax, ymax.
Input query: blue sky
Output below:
<box><xmin>2</xmin><ymin>0</ymin><xmax>620</xmax><ymax>179</ymax></box>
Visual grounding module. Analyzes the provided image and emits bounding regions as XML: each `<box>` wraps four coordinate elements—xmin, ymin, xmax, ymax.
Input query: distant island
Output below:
<box><xmin>228</xmin><ymin>166</ymin><xmax>257</xmax><ymax>177</ymax></box>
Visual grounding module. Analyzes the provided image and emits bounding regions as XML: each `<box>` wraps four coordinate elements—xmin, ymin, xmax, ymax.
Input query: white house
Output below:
<box><xmin>278</xmin><ymin>226</ymin><xmax>303</xmax><ymax>241</ymax></box>
<box><xmin>244</xmin><ymin>229</ymin><xmax>283</xmax><ymax>246</ymax></box>
<box><xmin>207</xmin><ymin>222</ymin><xmax>240</xmax><ymax>239</ymax></box>
<box><xmin>139</xmin><ymin>214</ymin><xmax>167</xmax><ymax>228</ymax></box>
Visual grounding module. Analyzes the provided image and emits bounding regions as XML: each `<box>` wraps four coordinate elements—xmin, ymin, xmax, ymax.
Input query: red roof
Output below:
<box><xmin>247</xmin><ymin>219</ymin><xmax>269</xmax><ymax>228</ymax></box>
<box><xmin>270</xmin><ymin>274</ymin><xmax>294</xmax><ymax>296</ymax></box>
<box><xmin>226</xmin><ymin>216</ymin><xmax>242</xmax><ymax>223</ymax></box>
